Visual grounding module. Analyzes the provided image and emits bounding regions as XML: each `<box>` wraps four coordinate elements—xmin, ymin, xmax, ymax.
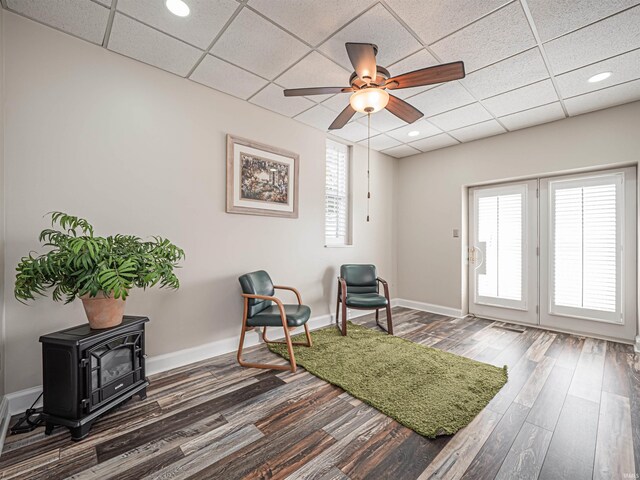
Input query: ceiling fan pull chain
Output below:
<box><xmin>367</xmin><ymin>111</ymin><xmax>371</xmax><ymax>223</ymax></box>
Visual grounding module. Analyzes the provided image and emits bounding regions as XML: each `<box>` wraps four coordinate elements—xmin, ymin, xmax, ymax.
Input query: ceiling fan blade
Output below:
<box><xmin>283</xmin><ymin>86</ymin><xmax>352</xmax><ymax>97</ymax></box>
<box><xmin>328</xmin><ymin>104</ymin><xmax>356</xmax><ymax>130</ymax></box>
<box><xmin>345</xmin><ymin>42</ymin><xmax>377</xmax><ymax>84</ymax></box>
<box><xmin>385</xmin><ymin>94</ymin><xmax>423</xmax><ymax>124</ymax></box>
<box><xmin>386</xmin><ymin>61</ymin><xmax>465</xmax><ymax>90</ymax></box>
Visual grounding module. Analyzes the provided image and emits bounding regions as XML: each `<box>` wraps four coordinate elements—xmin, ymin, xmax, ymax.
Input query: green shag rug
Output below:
<box><xmin>268</xmin><ymin>322</ymin><xmax>508</xmax><ymax>438</ymax></box>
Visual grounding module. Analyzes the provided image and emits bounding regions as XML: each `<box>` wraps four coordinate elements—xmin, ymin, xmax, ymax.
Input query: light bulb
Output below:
<box><xmin>349</xmin><ymin>88</ymin><xmax>390</xmax><ymax>114</ymax></box>
<box><xmin>166</xmin><ymin>0</ymin><xmax>190</xmax><ymax>17</ymax></box>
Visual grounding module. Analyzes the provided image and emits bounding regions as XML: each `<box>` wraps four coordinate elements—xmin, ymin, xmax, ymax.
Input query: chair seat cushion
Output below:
<box><xmin>247</xmin><ymin>304</ymin><xmax>311</xmax><ymax>327</ymax></box>
<box><xmin>345</xmin><ymin>293</ymin><xmax>388</xmax><ymax>308</ymax></box>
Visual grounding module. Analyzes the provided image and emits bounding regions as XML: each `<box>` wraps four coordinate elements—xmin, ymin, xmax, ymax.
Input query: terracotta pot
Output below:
<box><xmin>81</xmin><ymin>293</ymin><xmax>126</xmax><ymax>329</ymax></box>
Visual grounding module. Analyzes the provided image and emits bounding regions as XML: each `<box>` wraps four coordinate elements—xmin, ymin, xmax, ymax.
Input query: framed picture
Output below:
<box><xmin>226</xmin><ymin>135</ymin><xmax>299</xmax><ymax>218</ymax></box>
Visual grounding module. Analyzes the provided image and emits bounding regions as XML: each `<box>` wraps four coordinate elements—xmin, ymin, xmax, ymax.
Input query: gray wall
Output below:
<box><xmin>0</xmin><ymin>9</ymin><xmax>5</xmax><ymax>398</ymax></box>
<box><xmin>2</xmin><ymin>13</ymin><xmax>397</xmax><ymax>394</ymax></box>
<box><xmin>397</xmin><ymin>101</ymin><xmax>640</xmax><ymax>318</ymax></box>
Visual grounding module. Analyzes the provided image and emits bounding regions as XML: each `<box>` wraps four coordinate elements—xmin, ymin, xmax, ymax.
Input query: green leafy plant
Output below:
<box><xmin>15</xmin><ymin>212</ymin><xmax>185</xmax><ymax>304</ymax></box>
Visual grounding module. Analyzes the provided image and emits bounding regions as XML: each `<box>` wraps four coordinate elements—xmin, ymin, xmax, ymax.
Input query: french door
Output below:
<box><xmin>469</xmin><ymin>167</ymin><xmax>637</xmax><ymax>342</ymax></box>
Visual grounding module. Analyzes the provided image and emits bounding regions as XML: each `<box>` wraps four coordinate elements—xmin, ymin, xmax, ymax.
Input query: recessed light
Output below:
<box><xmin>588</xmin><ymin>71</ymin><xmax>612</xmax><ymax>83</ymax></box>
<box><xmin>166</xmin><ymin>0</ymin><xmax>190</xmax><ymax>17</ymax></box>
<box><xmin>408</xmin><ymin>130</ymin><xmax>420</xmax><ymax>137</ymax></box>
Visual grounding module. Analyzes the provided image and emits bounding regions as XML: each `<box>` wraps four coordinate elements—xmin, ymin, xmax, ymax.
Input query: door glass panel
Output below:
<box><xmin>550</xmin><ymin>174</ymin><xmax>622</xmax><ymax>323</ymax></box>
<box><xmin>475</xmin><ymin>186</ymin><xmax>524</xmax><ymax>306</ymax></box>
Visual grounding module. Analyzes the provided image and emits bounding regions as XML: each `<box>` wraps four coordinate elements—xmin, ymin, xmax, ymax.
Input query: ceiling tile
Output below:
<box><xmin>431</xmin><ymin>2</ymin><xmax>536</xmax><ymax>73</ymax></box>
<box><xmin>330</xmin><ymin>121</ymin><xmax>379</xmax><ymax>143</ymax></box>
<box><xmin>409</xmin><ymin>82</ymin><xmax>476</xmax><ymax>116</ymax></box>
<box><xmin>249</xmin><ymin>83</ymin><xmax>315</xmax><ymax>117</ymax></box>
<box><xmin>190</xmin><ymin>55</ymin><xmax>268</xmax><ymax>99</ymax></box>
<box><xmin>357</xmin><ymin>134</ymin><xmax>402</xmax><ymax>150</ymax></box>
<box><xmin>115</xmin><ymin>1</ymin><xmax>238</xmax><ymax>50</ymax></box>
<box><xmin>382</xmin><ymin>144</ymin><xmax>422</xmax><ymax>158</ymax></box>
<box><xmin>564</xmin><ymin>79</ymin><xmax>640</xmax><ymax>115</ymax></box>
<box><xmin>555</xmin><ymin>48</ymin><xmax>640</xmax><ymax>98</ymax></box>
<box><xmin>293</xmin><ymin>104</ymin><xmax>336</xmax><ymax>130</ymax></box>
<box><xmin>429</xmin><ymin>103</ymin><xmax>493</xmax><ymax>130</ymax></box>
<box><xmin>386</xmin><ymin>0</ymin><xmax>510</xmax><ymax>45</ymax></box>
<box><xmin>409</xmin><ymin>133</ymin><xmax>459</xmax><ymax>152</ymax></box>
<box><xmin>461</xmin><ymin>48</ymin><xmax>549</xmax><ymax>99</ymax></box>
<box><xmin>482</xmin><ymin>79</ymin><xmax>559</xmax><ymax>117</ymax></box>
<box><xmin>274</xmin><ymin>52</ymin><xmax>351</xmax><ymax>103</ymax></box>
<box><xmin>528</xmin><ymin>0</ymin><xmax>639</xmax><ymax>42</ymax></box>
<box><xmin>386</xmin><ymin>120</ymin><xmax>442</xmax><ymax>141</ymax></box>
<box><xmin>357</xmin><ymin>109</ymin><xmax>407</xmax><ymax>132</ymax></box>
<box><xmin>544</xmin><ymin>6</ymin><xmax>640</xmax><ymax>75</ymax></box>
<box><xmin>321</xmin><ymin>93</ymin><xmax>354</xmax><ymax>112</ymax></box>
<box><xmin>108</xmin><ymin>13</ymin><xmax>203</xmax><ymax>76</ymax></box>
<box><xmin>318</xmin><ymin>4</ymin><xmax>422</xmax><ymax>71</ymax></box>
<box><xmin>211</xmin><ymin>8</ymin><xmax>309</xmax><ymax>80</ymax></box>
<box><xmin>386</xmin><ymin>50</ymin><xmax>441</xmax><ymax>99</ymax></box>
<box><xmin>247</xmin><ymin>0</ymin><xmax>374</xmax><ymax>46</ymax></box>
<box><xmin>7</xmin><ymin>0</ymin><xmax>110</xmax><ymax>44</ymax></box>
<box><xmin>449</xmin><ymin>119</ymin><xmax>506</xmax><ymax>142</ymax></box>
<box><xmin>499</xmin><ymin>102</ymin><xmax>565</xmax><ymax>130</ymax></box>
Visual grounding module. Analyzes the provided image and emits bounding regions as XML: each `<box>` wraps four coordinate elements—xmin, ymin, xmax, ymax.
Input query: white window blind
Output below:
<box><xmin>325</xmin><ymin>140</ymin><xmax>350</xmax><ymax>246</ymax></box>
<box><xmin>550</xmin><ymin>174</ymin><xmax>623</xmax><ymax>323</ymax></box>
<box><xmin>476</xmin><ymin>189</ymin><xmax>524</xmax><ymax>303</ymax></box>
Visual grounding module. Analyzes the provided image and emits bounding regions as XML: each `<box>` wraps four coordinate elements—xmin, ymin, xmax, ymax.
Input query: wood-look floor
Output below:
<box><xmin>1</xmin><ymin>307</ymin><xmax>638</xmax><ymax>479</ymax></box>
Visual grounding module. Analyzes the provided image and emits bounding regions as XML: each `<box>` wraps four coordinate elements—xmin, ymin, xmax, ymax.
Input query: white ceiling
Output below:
<box><xmin>5</xmin><ymin>0</ymin><xmax>640</xmax><ymax>158</ymax></box>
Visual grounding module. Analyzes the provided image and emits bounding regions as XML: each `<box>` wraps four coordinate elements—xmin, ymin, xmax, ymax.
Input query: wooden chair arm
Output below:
<box><xmin>337</xmin><ymin>277</ymin><xmax>347</xmax><ymax>300</ymax></box>
<box><xmin>273</xmin><ymin>285</ymin><xmax>302</xmax><ymax>305</ymax></box>
<box><xmin>377</xmin><ymin>277</ymin><xmax>390</xmax><ymax>299</ymax></box>
<box><xmin>241</xmin><ymin>293</ymin><xmax>287</xmax><ymax>328</ymax></box>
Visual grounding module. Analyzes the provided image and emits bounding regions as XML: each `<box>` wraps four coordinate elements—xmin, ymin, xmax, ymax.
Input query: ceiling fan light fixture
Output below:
<box><xmin>166</xmin><ymin>0</ymin><xmax>190</xmax><ymax>17</ymax></box>
<box><xmin>349</xmin><ymin>88</ymin><xmax>389</xmax><ymax>114</ymax></box>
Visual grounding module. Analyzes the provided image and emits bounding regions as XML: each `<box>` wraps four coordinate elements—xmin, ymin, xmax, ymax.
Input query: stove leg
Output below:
<box><xmin>44</xmin><ymin>422</ymin><xmax>55</xmax><ymax>436</ymax></box>
<box><xmin>70</xmin><ymin>422</ymin><xmax>92</xmax><ymax>441</ymax></box>
<box><xmin>138</xmin><ymin>387</ymin><xmax>147</xmax><ymax>400</ymax></box>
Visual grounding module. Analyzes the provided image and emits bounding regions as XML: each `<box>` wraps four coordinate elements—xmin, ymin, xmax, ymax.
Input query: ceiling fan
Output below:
<box><xmin>283</xmin><ymin>43</ymin><xmax>465</xmax><ymax>130</ymax></box>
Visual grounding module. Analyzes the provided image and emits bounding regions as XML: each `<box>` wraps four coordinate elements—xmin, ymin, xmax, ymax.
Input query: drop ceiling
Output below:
<box><xmin>5</xmin><ymin>0</ymin><xmax>640</xmax><ymax>158</ymax></box>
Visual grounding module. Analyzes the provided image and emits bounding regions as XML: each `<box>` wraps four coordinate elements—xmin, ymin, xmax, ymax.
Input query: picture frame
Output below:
<box><xmin>226</xmin><ymin>134</ymin><xmax>299</xmax><ymax>218</ymax></box>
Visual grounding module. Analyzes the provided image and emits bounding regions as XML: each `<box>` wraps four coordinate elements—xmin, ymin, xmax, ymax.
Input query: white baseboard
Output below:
<box><xmin>147</xmin><ymin>313</ymin><xmax>333</xmax><ymax>376</ymax></box>
<box><xmin>393</xmin><ymin>298</ymin><xmax>464</xmax><ymax>318</ymax></box>
<box><xmin>0</xmin><ymin>396</ymin><xmax>9</xmax><ymax>457</ymax></box>
<box><xmin>5</xmin><ymin>386</ymin><xmax>43</xmax><ymax>417</ymax></box>
<box><xmin>2</xmin><ymin>299</ymin><xmax>452</xmax><ymax>422</ymax></box>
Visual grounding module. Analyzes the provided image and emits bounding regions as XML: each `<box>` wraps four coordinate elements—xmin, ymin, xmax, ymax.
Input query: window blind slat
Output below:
<box><xmin>325</xmin><ymin>140</ymin><xmax>350</xmax><ymax>245</ymax></box>
<box><xmin>552</xmin><ymin>178</ymin><xmax>620</xmax><ymax>316</ymax></box>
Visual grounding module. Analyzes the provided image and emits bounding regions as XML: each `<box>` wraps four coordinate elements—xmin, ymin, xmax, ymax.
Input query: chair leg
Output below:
<box><xmin>386</xmin><ymin>303</ymin><xmax>394</xmax><ymax>335</ymax></box>
<box><xmin>237</xmin><ymin>324</ymin><xmax>294</xmax><ymax>372</ymax></box>
<box><xmin>341</xmin><ymin>299</ymin><xmax>348</xmax><ymax>336</ymax></box>
<box><xmin>335</xmin><ymin>292</ymin><xmax>341</xmax><ymax>329</ymax></box>
<box><xmin>375</xmin><ymin>309</ymin><xmax>379</xmax><ymax>322</ymax></box>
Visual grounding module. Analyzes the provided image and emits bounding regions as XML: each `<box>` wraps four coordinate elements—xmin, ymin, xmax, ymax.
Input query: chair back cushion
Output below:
<box><xmin>340</xmin><ymin>264</ymin><xmax>378</xmax><ymax>294</ymax></box>
<box><xmin>238</xmin><ymin>270</ymin><xmax>274</xmax><ymax>318</ymax></box>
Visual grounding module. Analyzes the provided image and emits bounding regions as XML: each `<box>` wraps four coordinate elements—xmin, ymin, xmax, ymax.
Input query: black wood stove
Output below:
<box><xmin>39</xmin><ymin>316</ymin><xmax>149</xmax><ymax>440</ymax></box>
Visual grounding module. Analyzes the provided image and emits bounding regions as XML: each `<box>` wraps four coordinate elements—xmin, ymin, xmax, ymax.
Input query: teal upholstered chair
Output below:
<box><xmin>237</xmin><ymin>270</ymin><xmax>312</xmax><ymax>372</ymax></box>
<box><xmin>336</xmin><ymin>264</ymin><xmax>393</xmax><ymax>336</ymax></box>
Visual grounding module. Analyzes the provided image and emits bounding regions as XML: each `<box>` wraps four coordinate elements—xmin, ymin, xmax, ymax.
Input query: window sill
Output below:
<box><xmin>325</xmin><ymin>244</ymin><xmax>353</xmax><ymax>248</ymax></box>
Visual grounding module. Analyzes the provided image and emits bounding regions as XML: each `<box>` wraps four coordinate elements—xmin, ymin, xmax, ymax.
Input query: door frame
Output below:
<box><xmin>463</xmin><ymin>163</ymin><xmax>639</xmax><ymax>346</ymax></box>
<box><xmin>468</xmin><ymin>179</ymin><xmax>539</xmax><ymax>325</ymax></box>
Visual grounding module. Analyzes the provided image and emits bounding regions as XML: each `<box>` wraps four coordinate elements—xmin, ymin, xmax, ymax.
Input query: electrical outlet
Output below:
<box><xmin>453</xmin><ymin>229</ymin><xmax>460</xmax><ymax>238</ymax></box>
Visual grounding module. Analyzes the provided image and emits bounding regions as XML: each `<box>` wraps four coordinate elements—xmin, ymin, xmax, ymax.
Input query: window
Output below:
<box><xmin>325</xmin><ymin>140</ymin><xmax>351</xmax><ymax>246</ymax></box>
<box><xmin>549</xmin><ymin>173</ymin><xmax>623</xmax><ymax>323</ymax></box>
<box><xmin>472</xmin><ymin>183</ymin><xmax>528</xmax><ymax>310</ymax></box>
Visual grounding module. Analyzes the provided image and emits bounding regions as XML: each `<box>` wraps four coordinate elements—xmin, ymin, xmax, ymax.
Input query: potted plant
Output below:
<box><xmin>14</xmin><ymin>212</ymin><xmax>185</xmax><ymax>329</ymax></box>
